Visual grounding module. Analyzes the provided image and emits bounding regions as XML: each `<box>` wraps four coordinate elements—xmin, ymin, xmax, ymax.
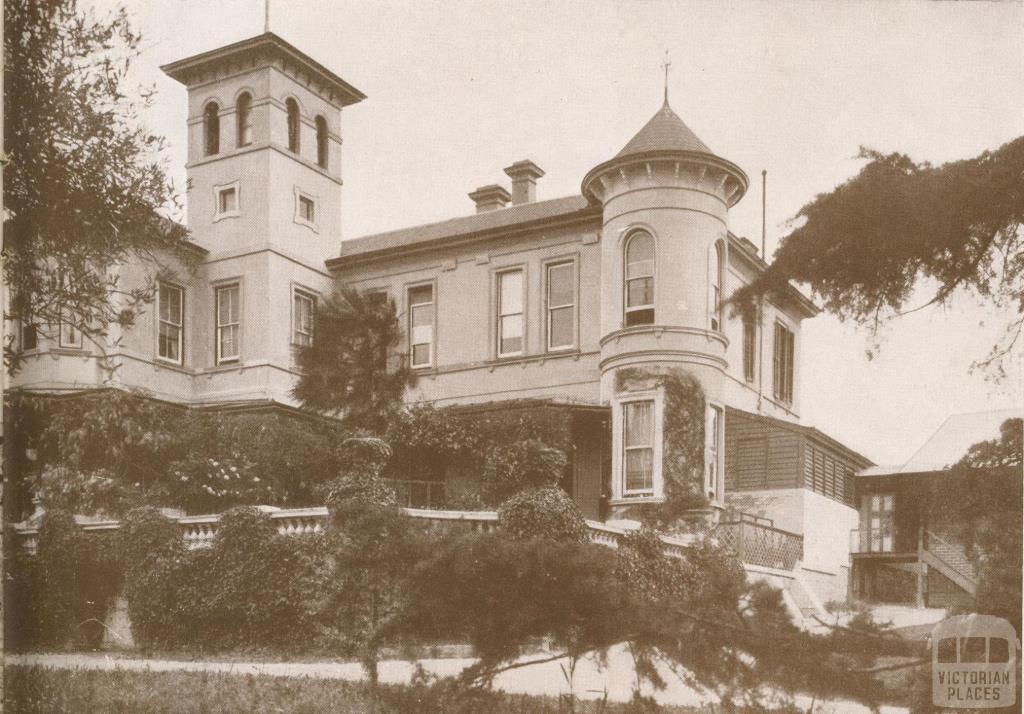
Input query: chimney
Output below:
<box><xmin>503</xmin><ymin>160</ymin><xmax>545</xmax><ymax>205</ymax></box>
<box><xmin>468</xmin><ymin>184</ymin><xmax>512</xmax><ymax>213</ymax></box>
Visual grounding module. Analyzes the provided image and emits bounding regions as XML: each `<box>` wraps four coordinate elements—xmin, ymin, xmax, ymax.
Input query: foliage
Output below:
<box><xmin>383</xmin><ymin>403</ymin><xmax>576</xmax><ymax>505</ymax></box>
<box><xmin>403</xmin><ymin>524</ymin><xmax>901</xmax><ymax>707</ymax></box>
<box><xmin>615</xmin><ymin>367</ymin><xmax>709</xmax><ymax>528</ymax></box>
<box><xmin>5</xmin><ymin>665</ymin><xmax>707</xmax><ymax>714</ymax></box>
<box><xmin>12</xmin><ymin>390</ymin><xmax>351</xmax><ymax>516</ymax></box>
<box><xmin>31</xmin><ymin>389</ymin><xmax>181</xmax><ymax>486</ymax></box>
<box><xmin>7</xmin><ymin>511</ymin><xmax>122</xmax><ymax>651</ymax></box>
<box><xmin>121</xmin><ymin>506</ymin><xmax>327</xmax><ymax>653</ymax></box>
<box><xmin>497</xmin><ymin>486</ymin><xmax>588</xmax><ymax>544</ymax></box>
<box><xmin>323</xmin><ymin>470</ymin><xmax>425</xmax><ymax>691</ymax></box>
<box><xmin>483</xmin><ymin>439</ymin><xmax>568</xmax><ymax>501</ymax></box>
<box><xmin>731</xmin><ymin>140</ymin><xmax>1024</xmax><ymax>378</ymax></box>
<box><xmin>4</xmin><ymin>0</ymin><xmax>193</xmax><ymax>373</ymax></box>
<box><xmin>929</xmin><ymin>417</ymin><xmax>1023</xmax><ymax>631</ymax></box>
<box><xmin>293</xmin><ymin>287</ymin><xmax>414</xmax><ymax>429</ymax></box>
<box><xmin>33</xmin><ymin>465</ymin><xmax>142</xmax><ymax>518</ymax></box>
<box><xmin>400</xmin><ymin>532</ymin><xmax>627</xmax><ymax>678</ymax></box>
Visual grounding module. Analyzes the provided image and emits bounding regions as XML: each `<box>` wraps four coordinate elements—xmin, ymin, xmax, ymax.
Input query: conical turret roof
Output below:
<box><xmin>615</xmin><ymin>99</ymin><xmax>713</xmax><ymax>158</ymax></box>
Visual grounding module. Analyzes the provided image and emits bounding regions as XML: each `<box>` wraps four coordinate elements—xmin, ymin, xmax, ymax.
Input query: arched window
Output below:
<box><xmin>315</xmin><ymin>116</ymin><xmax>328</xmax><ymax>168</ymax></box>
<box><xmin>624</xmin><ymin>231</ymin><xmax>655</xmax><ymax>326</ymax></box>
<box><xmin>204</xmin><ymin>102</ymin><xmax>220</xmax><ymax>156</ymax></box>
<box><xmin>710</xmin><ymin>241</ymin><xmax>723</xmax><ymax>331</ymax></box>
<box><xmin>286</xmin><ymin>98</ymin><xmax>301</xmax><ymax>153</ymax></box>
<box><xmin>236</xmin><ymin>92</ymin><xmax>253</xmax><ymax>147</ymax></box>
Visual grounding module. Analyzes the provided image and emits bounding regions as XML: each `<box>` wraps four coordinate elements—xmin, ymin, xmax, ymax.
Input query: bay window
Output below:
<box><xmin>622</xmin><ymin>400</ymin><xmax>655</xmax><ymax>496</ymax></box>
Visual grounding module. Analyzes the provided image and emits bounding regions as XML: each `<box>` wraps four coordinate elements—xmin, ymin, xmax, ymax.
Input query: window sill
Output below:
<box><xmin>213</xmin><ymin>211</ymin><xmax>240</xmax><ymax>223</ymax></box>
<box><xmin>608</xmin><ymin>496</ymin><xmax>664</xmax><ymax>507</ymax></box>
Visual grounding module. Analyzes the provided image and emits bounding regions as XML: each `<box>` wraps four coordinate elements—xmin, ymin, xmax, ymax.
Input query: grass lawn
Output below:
<box><xmin>4</xmin><ymin>665</ymin><xmax>708</xmax><ymax>713</ymax></box>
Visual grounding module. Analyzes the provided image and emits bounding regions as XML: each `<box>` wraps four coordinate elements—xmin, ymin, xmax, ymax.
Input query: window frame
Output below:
<box><xmin>544</xmin><ymin>257</ymin><xmax>578</xmax><ymax>352</ymax></box>
<box><xmin>58</xmin><ymin>317</ymin><xmax>83</xmax><ymax>349</ymax></box>
<box><xmin>495</xmin><ymin>267</ymin><xmax>526</xmax><ymax>358</ymax></box>
<box><xmin>612</xmin><ymin>390</ymin><xmax>664</xmax><ymax>500</ymax></box>
<box><xmin>156</xmin><ymin>281</ymin><xmax>185</xmax><ymax>366</ymax></box>
<box><xmin>20</xmin><ymin>319</ymin><xmax>38</xmax><ymax>352</ymax></box>
<box><xmin>214</xmin><ymin>282</ymin><xmax>242</xmax><ymax>365</ymax></box>
<box><xmin>293</xmin><ymin>187</ymin><xmax>319</xmax><ymax>232</ymax></box>
<box><xmin>704</xmin><ymin>402</ymin><xmax>724</xmax><ymax>502</ymax></box>
<box><xmin>710</xmin><ymin>240</ymin><xmax>724</xmax><ymax>332</ymax></box>
<box><xmin>742</xmin><ymin>313</ymin><xmax>756</xmax><ymax>383</ymax></box>
<box><xmin>291</xmin><ymin>287</ymin><xmax>317</xmax><ymax>348</ymax></box>
<box><xmin>213</xmin><ymin>180</ymin><xmax>241</xmax><ymax>222</ymax></box>
<box><xmin>773</xmin><ymin>320</ymin><xmax>795</xmax><ymax>405</ymax></box>
<box><xmin>236</xmin><ymin>91</ymin><xmax>253</xmax><ymax>147</ymax></box>
<box><xmin>203</xmin><ymin>101</ymin><xmax>220</xmax><ymax>156</ymax></box>
<box><xmin>315</xmin><ymin>115</ymin><xmax>329</xmax><ymax>169</ymax></box>
<box><xmin>623</xmin><ymin>230</ymin><xmax>655</xmax><ymax>327</ymax></box>
<box><xmin>407</xmin><ymin>281</ymin><xmax>436</xmax><ymax>369</ymax></box>
<box><xmin>286</xmin><ymin>97</ymin><xmax>301</xmax><ymax>153</ymax></box>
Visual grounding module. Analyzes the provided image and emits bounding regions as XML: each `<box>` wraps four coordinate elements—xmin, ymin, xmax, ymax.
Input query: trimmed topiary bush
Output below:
<box><xmin>497</xmin><ymin>485</ymin><xmax>588</xmax><ymax>544</ymax></box>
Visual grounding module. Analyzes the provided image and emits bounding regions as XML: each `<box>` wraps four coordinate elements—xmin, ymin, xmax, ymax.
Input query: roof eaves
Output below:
<box><xmin>160</xmin><ymin>32</ymin><xmax>366</xmax><ymax>107</ymax></box>
<box><xmin>328</xmin><ymin>200</ymin><xmax>600</xmax><ymax>271</ymax></box>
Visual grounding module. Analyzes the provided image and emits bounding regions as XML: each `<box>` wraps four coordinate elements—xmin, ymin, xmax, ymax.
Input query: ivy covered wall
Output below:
<box><xmin>614</xmin><ymin>367</ymin><xmax>709</xmax><ymax>530</ymax></box>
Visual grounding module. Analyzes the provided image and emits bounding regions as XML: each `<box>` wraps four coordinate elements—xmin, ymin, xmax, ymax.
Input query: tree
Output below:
<box><xmin>402</xmin><ymin>527</ymin><xmax>904</xmax><ymax>708</ymax></box>
<box><xmin>293</xmin><ymin>287</ymin><xmax>414</xmax><ymax>429</ymax></box>
<box><xmin>4</xmin><ymin>0</ymin><xmax>193</xmax><ymax>372</ymax></box>
<box><xmin>929</xmin><ymin>417</ymin><xmax>1023</xmax><ymax>631</ymax></box>
<box><xmin>732</xmin><ymin>139</ymin><xmax>1024</xmax><ymax>378</ymax></box>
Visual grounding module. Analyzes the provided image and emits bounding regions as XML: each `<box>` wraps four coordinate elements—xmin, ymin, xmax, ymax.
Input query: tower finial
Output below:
<box><xmin>264</xmin><ymin>0</ymin><xmax>270</xmax><ymax>33</ymax></box>
<box><xmin>661</xmin><ymin>50</ymin><xmax>671</xmax><ymax>104</ymax></box>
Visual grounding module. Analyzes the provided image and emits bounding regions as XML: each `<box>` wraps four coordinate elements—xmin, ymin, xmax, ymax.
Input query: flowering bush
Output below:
<box><xmin>164</xmin><ymin>456</ymin><xmax>269</xmax><ymax>514</ymax></box>
<box><xmin>497</xmin><ymin>485</ymin><xmax>588</xmax><ymax>544</ymax></box>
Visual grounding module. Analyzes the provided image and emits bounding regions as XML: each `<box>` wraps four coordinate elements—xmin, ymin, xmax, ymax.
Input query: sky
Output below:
<box><xmin>92</xmin><ymin>0</ymin><xmax>1024</xmax><ymax>465</ymax></box>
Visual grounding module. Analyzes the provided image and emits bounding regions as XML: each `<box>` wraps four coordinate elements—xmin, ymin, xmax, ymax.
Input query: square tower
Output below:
<box><xmin>161</xmin><ymin>33</ymin><xmax>365</xmax><ymax>265</ymax></box>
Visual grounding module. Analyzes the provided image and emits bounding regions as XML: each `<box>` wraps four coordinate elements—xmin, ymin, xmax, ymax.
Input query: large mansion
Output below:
<box><xmin>13</xmin><ymin>32</ymin><xmax>880</xmax><ymax>600</ymax></box>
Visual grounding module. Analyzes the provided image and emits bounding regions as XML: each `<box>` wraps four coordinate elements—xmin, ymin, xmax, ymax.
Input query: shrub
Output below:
<box><xmin>482</xmin><ymin>439</ymin><xmax>567</xmax><ymax>500</ymax></box>
<box><xmin>121</xmin><ymin>506</ymin><xmax>327</xmax><ymax>652</ymax></box>
<box><xmin>34</xmin><ymin>465</ymin><xmax>142</xmax><ymax>518</ymax></box>
<box><xmin>401</xmin><ymin>532</ymin><xmax>627</xmax><ymax>675</ymax></box>
<box><xmin>14</xmin><ymin>511</ymin><xmax>123</xmax><ymax>650</ymax></box>
<box><xmin>120</xmin><ymin>507</ymin><xmax>190</xmax><ymax>650</ymax></box>
<box><xmin>497</xmin><ymin>485</ymin><xmax>588</xmax><ymax>544</ymax></box>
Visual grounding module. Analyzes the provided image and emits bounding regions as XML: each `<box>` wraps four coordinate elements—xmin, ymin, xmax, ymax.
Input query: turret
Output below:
<box><xmin>582</xmin><ymin>98</ymin><xmax>748</xmax><ymax>514</ymax></box>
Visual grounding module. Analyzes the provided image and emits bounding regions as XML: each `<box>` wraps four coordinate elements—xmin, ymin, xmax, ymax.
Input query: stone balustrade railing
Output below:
<box><xmin>13</xmin><ymin>505</ymin><xmax>696</xmax><ymax>559</ymax></box>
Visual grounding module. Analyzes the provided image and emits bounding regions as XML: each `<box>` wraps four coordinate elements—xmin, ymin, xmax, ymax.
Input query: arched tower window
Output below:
<box><xmin>236</xmin><ymin>92</ymin><xmax>253</xmax><ymax>147</ymax></box>
<box><xmin>710</xmin><ymin>241</ymin><xmax>724</xmax><ymax>331</ymax></box>
<box><xmin>315</xmin><ymin>116</ymin><xmax>328</xmax><ymax>169</ymax></box>
<box><xmin>286</xmin><ymin>98</ymin><xmax>301</xmax><ymax>153</ymax></box>
<box><xmin>203</xmin><ymin>102</ymin><xmax>220</xmax><ymax>156</ymax></box>
<box><xmin>624</xmin><ymin>231</ymin><xmax>655</xmax><ymax>326</ymax></box>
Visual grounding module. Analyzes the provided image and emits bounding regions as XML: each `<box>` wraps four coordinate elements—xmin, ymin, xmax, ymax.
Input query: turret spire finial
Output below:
<box><xmin>661</xmin><ymin>50</ymin><xmax>671</xmax><ymax>105</ymax></box>
<box><xmin>264</xmin><ymin>0</ymin><xmax>270</xmax><ymax>33</ymax></box>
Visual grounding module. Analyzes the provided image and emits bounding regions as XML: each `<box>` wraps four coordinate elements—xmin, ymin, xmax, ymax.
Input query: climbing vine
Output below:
<box><xmin>615</xmin><ymin>366</ymin><xmax>709</xmax><ymax>529</ymax></box>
